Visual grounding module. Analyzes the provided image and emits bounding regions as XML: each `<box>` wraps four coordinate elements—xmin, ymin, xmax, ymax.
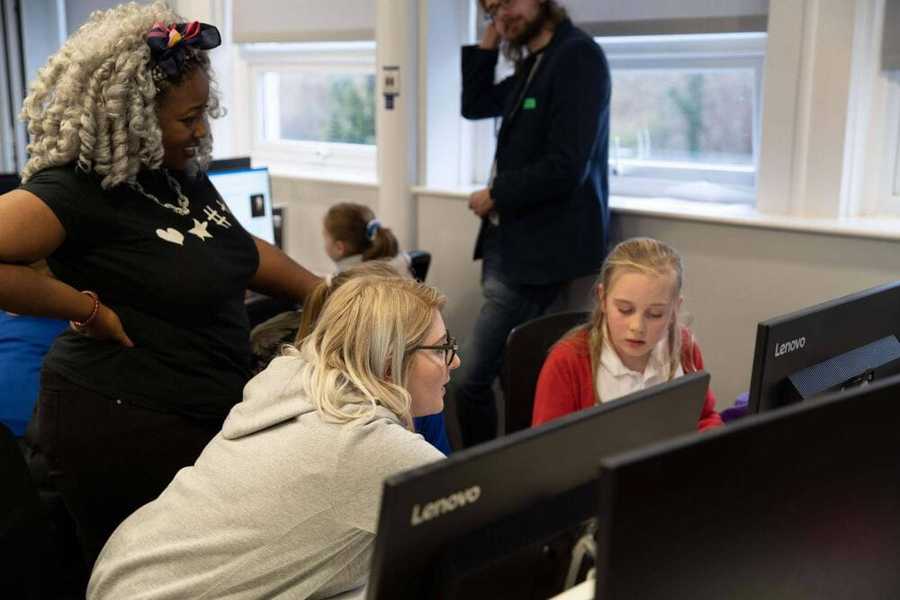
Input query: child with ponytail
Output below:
<box><xmin>323</xmin><ymin>203</ymin><xmax>411</xmax><ymax>276</ymax></box>
<box><xmin>532</xmin><ymin>237</ymin><xmax>722</xmax><ymax>430</ymax></box>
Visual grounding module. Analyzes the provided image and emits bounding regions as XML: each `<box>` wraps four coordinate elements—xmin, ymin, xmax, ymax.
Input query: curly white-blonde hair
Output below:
<box><xmin>19</xmin><ymin>1</ymin><xmax>223</xmax><ymax>189</ymax></box>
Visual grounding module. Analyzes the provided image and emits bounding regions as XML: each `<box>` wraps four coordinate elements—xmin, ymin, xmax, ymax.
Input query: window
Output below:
<box><xmin>600</xmin><ymin>33</ymin><xmax>766</xmax><ymax>204</ymax></box>
<box><xmin>468</xmin><ymin>33</ymin><xmax>766</xmax><ymax>204</ymax></box>
<box><xmin>877</xmin><ymin>81</ymin><xmax>900</xmax><ymax>214</ymax></box>
<box><xmin>240</xmin><ymin>41</ymin><xmax>376</xmax><ymax>180</ymax></box>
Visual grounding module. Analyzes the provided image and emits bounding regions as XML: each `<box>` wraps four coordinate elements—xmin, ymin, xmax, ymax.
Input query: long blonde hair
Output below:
<box><xmin>294</xmin><ymin>261</ymin><xmax>404</xmax><ymax>344</ymax></box>
<box><xmin>580</xmin><ymin>237</ymin><xmax>686</xmax><ymax>402</ymax></box>
<box><xmin>20</xmin><ymin>1</ymin><xmax>223</xmax><ymax>189</ymax></box>
<box><xmin>287</xmin><ymin>276</ymin><xmax>445</xmax><ymax>430</ymax></box>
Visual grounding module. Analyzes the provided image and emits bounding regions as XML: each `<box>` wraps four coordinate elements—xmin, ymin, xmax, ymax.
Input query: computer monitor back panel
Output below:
<box><xmin>596</xmin><ymin>375</ymin><xmax>900</xmax><ymax>600</ymax></box>
<box><xmin>208</xmin><ymin>156</ymin><xmax>251</xmax><ymax>172</ymax></box>
<box><xmin>367</xmin><ymin>372</ymin><xmax>710</xmax><ymax>600</ymax></box>
<box><xmin>748</xmin><ymin>280</ymin><xmax>900</xmax><ymax>413</ymax></box>
<box><xmin>207</xmin><ymin>167</ymin><xmax>275</xmax><ymax>245</ymax></box>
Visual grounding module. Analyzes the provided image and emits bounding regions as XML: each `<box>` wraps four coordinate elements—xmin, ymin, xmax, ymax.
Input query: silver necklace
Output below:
<box><xmin>130</xmin><ymin>170</ymin><xmax>190</xmax><ymax>216</ymax></box>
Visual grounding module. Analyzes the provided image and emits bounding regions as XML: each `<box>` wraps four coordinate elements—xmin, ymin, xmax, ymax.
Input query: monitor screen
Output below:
<box><xmin>207</xmin><ymin>167</ymin><xmax>275</xmax><ymax>245</ymax></box>
<box><xmin>595</xmin><ymin>373</ymin><xmax>900</xmax><ymax>600</ymax></box>
<box><xmin>747</xmin><ymin>280</ymin><xmax>900</xmax><ymax>413</ymax></box>
<box><xmin>366</xmin><ymin>372</ymin><xmax>711</xmax><ymax>600</ymax></box>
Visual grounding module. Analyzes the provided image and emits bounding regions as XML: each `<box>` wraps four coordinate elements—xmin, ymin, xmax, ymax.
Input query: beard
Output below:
<box><xmin>499</xmin><ymin>4</ymin><xmax>555</xmax><ymax>65</ymax></box>
<box><xmin>505</xmin><ymin>5</ymin><xmax>551</xmax><ymax>51</ymax></box>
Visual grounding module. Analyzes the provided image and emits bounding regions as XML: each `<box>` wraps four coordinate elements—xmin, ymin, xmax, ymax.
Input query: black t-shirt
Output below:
<box><xmin>23</xmin><ymin>165</ymin><xmax>260</xmax><ymax>420</ymax></box>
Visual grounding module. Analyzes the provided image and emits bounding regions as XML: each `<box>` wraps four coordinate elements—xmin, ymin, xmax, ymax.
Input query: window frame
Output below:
<box><xmin>239</xmin><ymin>41</ymin><xmax>377</xmax><ymax>180</ymax></box>
<box><xmin>598</xmin><ymin>32</ymin><xmax>767</xmax><ymax>204</ymax></box>
<box><xmin>467</xmin><ymin>32</ymin><xmax>767</xmax><ymax>203</ymax></box>
<box><xmin>873</xmin><ymin>80</ymin><xmax>900</xmax><ymax>215</ymax></box>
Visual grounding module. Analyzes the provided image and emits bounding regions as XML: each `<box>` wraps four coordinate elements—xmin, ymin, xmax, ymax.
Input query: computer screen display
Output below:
<box><xmin>366</xmin><ymin>372</ymin><xmax>710</xmax><ymax>600</ymax></box>
<box><xmin>595</xmin><ymin>373</ymin><xmax>900</xmax><ymax>600</ymax></box>
<box><xmin>747</xmin><ymin>280</ymin><xmax>900</xmax><ymax>413</ymax></box>
<box><xmin>207</xmin><ymin>167</ymin><xmax>275</xmax><ymax>245</ymax></box>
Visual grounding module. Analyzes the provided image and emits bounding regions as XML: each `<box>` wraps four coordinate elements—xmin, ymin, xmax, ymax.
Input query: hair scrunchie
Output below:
<box><xmin>365</xmin><ymin>218</ymin><xmax>382</xmax><ymax>241</ymax></box>
<box><xmin>147</xmin><ymin>21</ymin><xmax>221</xmax><ymax>84</ymax></box>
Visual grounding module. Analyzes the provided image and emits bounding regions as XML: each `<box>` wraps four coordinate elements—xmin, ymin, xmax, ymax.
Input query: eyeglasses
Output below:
<box><xmin>483</xmin><ymin>0</ymin><xmax>515</xmax><ymax>21</ymax></box>
<box><xmin>413</xmin><ymin>333</ymin><xmax>459</xmax><ymax>367</ymax></box>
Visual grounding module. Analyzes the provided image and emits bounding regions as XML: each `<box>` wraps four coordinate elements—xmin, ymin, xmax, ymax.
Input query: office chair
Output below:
<box><xmin>407</xmin><ymin>250</ymin><xmax>432</xmax><ymax>282</ymax></box>
<box><xmin>501</xmin><ymin>311</ymin><xmax>590</xmax><ymax>435</ymax></box>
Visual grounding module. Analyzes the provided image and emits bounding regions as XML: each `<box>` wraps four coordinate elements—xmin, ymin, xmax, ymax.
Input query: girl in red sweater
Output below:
<box><xmin>532</xmin><ymin>238</ymin><xmax>722</xmax><ymax>430</ymax></box>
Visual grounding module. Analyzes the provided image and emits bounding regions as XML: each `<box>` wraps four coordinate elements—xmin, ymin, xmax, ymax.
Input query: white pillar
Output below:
<box><xmin>375</xmin><ymin>0</ymin><xmax>418</xmax><ymax>248</ymax></box>
<box><xmin>756</xmin><ymin>0</ymin><xmax>856</xmax><ymax>218</ymax></box>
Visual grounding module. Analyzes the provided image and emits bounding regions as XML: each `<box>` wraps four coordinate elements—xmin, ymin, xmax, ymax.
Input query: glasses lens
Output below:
<box><xmin>445</xmin><ymin>338</ymin><xmax>457</xmax><ymax>366</ymax></box>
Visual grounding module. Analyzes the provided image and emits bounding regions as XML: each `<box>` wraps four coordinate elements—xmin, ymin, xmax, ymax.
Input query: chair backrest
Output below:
<box><xmin>502</xmin><ymin>311</ymin><xmax>591</xmax><ymax>435</ymax></box>
<box><xmin>407</xmin><ymin>250</ymin><xmax>432</xmax><ymax>282</ymax></box>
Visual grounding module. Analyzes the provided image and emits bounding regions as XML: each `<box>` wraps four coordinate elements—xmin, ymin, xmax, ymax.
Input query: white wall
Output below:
<box><xmin>271</xmin><ymin>176</ymin><xmax>377</xmax><ymax>275</ymax></box>
<box><xmin>612</xmin><ymin>213</ymin><xmax>900</xmax><ymax>408</ymax></box>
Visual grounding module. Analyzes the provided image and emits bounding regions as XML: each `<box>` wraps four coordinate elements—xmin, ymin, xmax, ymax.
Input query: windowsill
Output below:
<box><xmin>410</xmin><ymin>186</ymin><xmax>900</xmax><ymax>243</ymax></box>
<box><xmin>611</xmin><ymin>195</ymin><xmax>900</xmax><ymax>242</ymax></box>
<box><xmin>264</xmin><ymin>163</ymin><xmax>378</xmax><ymax>188</ymax></box>
<box><xmin>411</xmin><ymin>184</ymin><xmax>482</xmax><ymax>198</ymax></box>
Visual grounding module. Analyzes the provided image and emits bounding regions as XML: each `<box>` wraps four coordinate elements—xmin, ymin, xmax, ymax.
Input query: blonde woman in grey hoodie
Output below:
<box><xmin>88</xmin><ymin>275</ymin><xmax>460</xmax><ymax>599</ymax></box>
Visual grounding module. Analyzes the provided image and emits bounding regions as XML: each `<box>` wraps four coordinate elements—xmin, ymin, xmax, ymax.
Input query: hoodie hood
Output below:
<box><xmin>222</xmin><ymin>355</ymin><xmax>406</xmax><ymax>440</ymax></box>
<box><xmin>222</xmin><ymin>355</ymin><xmax>317</xmax><ymax>440</ymax></box>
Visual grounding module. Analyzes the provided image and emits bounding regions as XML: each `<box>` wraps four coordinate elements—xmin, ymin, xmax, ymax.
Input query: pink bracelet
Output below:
<box><xmin>70</xmin><ymin>290</ymin><xmax>100</xmax><ymax>330</ymax></box>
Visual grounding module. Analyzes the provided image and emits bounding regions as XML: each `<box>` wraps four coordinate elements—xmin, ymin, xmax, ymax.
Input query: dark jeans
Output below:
<box><xmin>454</xmin><ymin>231</ymin><xmax>564</xmax><ymax>447</ymax></box>
<box><xmin>33</xmin><ymin>368</ymin><xmax>222</xmax><ymax>569</ymax></box>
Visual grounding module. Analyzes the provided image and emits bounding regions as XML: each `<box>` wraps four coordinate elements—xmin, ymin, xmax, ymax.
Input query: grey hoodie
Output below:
<box><xmin>88</xmin><ymin>355</ymin><xmax>445</xmax><ymax>599</ymax></box>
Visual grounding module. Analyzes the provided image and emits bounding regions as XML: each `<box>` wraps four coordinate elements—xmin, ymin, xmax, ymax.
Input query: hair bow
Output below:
<box><xmin>147</xmin><ymin>21</ymin><xmax>221</xmax><ymax>81</ymax></box>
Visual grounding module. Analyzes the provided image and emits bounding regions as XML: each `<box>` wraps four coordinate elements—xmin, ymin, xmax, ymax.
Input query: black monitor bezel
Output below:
<box><xmin>747</xmin><ymin>280</ymin><xmax>900</xmax><ymax>414</ymax></box>
<box><xmin>366</xmin><ymin>371</ymin><xmax>710</xmax><ymax>599</ymax></box>
<box><xmin>596</xmin><ymin>371</ymin><xmax>900</xmax><ymax>599</ymax></box>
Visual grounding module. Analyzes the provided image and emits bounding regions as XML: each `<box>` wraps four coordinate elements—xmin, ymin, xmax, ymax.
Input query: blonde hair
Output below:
<box><xmin>19</xmin><ymin>1</ymin><xmax>223</xmax><ymax>189</ymax></box>
<box><xmin>295</xmin><ymin>261</ymin><xmax>404</xmax><ymax>344</ymax></box>
<box><xmin>287</xmin><ymin>276</ymin><xmax>445</xmax><ymax>430</ymax></box>
<box><xmin>578</xmin><ymin>237</ymin><xmax>686</xmax><ymax>403</ymax></box>
<box><xmin>324</xmin><ymin>202</ymin><xmax>399</xmax><ymax>261</ymax></box>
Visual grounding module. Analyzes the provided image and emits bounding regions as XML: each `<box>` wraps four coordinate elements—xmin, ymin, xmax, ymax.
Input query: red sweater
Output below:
<box><xmin>532</xmin><ymin>327</ymin><xmax>723</xmax><ymax>431</ymax></box>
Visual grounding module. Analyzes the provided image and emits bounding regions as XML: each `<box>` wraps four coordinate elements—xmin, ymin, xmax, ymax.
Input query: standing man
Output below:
<box><xmin>456</xmin><ymin>0</ymin><xmax>611</xmax><ymax>446</ymax></box>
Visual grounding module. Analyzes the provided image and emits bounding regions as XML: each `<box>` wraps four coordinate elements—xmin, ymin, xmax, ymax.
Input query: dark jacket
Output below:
<box><xmin>462</xmin><ymin>19</ymin><xmax>611</xmax><ymax>286</ymax></box>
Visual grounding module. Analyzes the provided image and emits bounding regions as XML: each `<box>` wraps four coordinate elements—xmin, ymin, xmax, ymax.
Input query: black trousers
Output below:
<box><xmin>33</xmin><ymin>368</ymin><xmax>223</xmax><ymax>569</ymax></box>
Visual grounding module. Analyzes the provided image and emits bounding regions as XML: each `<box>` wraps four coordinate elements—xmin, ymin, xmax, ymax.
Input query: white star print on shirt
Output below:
<box><xmin>188</xmin><ymin>219</ymin><xmax>214</xmax><ymax>241</ymax></box>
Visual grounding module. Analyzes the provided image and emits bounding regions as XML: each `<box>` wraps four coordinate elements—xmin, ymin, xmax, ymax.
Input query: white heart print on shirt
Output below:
<box><xmin>156</xmin><ymin>227</ymin><xmax>185</xmax><ymax>246</ymax></box>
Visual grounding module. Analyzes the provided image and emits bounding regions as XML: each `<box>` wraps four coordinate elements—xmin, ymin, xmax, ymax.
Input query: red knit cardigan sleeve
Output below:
<box><xmin>532</xmin><ymin>329</ymin><xmax>594</xmax><ymax>427</ymax></box>
<box><xmin>681</xmin><ymin>328</ymin><xmax>724</xmax><ymax>430</ymax></box>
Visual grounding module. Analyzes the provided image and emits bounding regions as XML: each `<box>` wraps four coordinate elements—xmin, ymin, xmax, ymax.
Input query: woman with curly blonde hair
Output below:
<box><xmin>89</xmin><ymin>275</ymin><xmax>458</xmax><ymax>599</ymax></box>
<box><xmin>0</xmin><ymin>1</ymin><xmax>319</xmax><ymax>568</ymax></box>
